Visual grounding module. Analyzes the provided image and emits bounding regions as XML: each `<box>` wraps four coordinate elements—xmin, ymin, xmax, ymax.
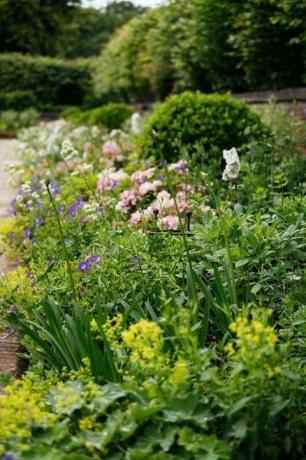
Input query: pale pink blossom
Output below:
<box><xmin>200</xmin><ymin>204</ymin><xmax>211</xmax><ymax>213</ymax></box>
<box><xmin>131</xmin><ymin>168</ymin><xmax>155</xmax><ymax>185</ymax></box>
<box><xmin>158</xmin><ymin>215</ymin><xmax>179</xmax><ymax>231</ymax></box>
<box><xmin>144</xmin><ymin>204</ymin><xmax>159</xmax><ymax>217</ymax></box>
<box><xmin>168</xmin><ymin>160</ymin><xmax>188</xmax><ymax>174</ymax></box>
<box><xmin>139</xmin><ymin>180</ymin><xmax>161</xmax><ymax>196</ymax></box>
<box><xmin>155</xmin><ymin>191</ymin><xmax>174</xmax><ymax>211</ymax></box>
<box><xmin>120</xmin><ymin>189</ymin><xmax>138</xmax><ymax>206</ymax></box>
<box><xmin>129</xmin><ymin>211</ymin><xmax>143</xmax><ymax>226</ymax></box>
<box><xmin>177</xmin><ymin>201</ymin><xmax>188</xmax><ymax>213</ymax></box>
<box><xmin>97</xmin><ymin>168</ymin><xmax>128</xmax><ymax>194</ymax></box>
<box><xmin>103</xmin><ymin>141</ymin><xmax>123</xmax><ymax>161</ymax></box>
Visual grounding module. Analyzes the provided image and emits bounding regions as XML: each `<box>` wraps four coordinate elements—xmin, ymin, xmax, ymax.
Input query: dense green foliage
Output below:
<box><xmin>94</xmin><ymin>0</ymin><xmax>306</xmax><ymax>101</ymax></box>
<box><xmin>0</xmin><ymin>109</ymin><xmax>39</xmax><ymax>132</ymax></box>
<box><xmin>60</xmin><ymin>2</ymin><xmax>146</xmax><ymax>59</ymax></box>
<box><xmin>140</xmin><ymin>92</ymin><xmax>269</xmax><ymax>161</ymax></box>
<box><xmin>0</xmin><ymin>102</ymin><xmax>305</xmax><ymax>458</ymax></box>
<box><xmin>0</xmin><ymin>0</ymin><xmax>143</xmax><ymax>59</ymax></box>
<box><xmin>0</xmin><ymin>53</ymin><xmax>92</xmax><ymax>110</ymax></box>
<box><xmin>62</xmin><ymin>103</ymin><xmax>133</xmax><ymax>129</ymax></box>
<box><xmin>0</xmin><ymin>0</ymin><xmax>80</xmax><ymax>56</ymax></box>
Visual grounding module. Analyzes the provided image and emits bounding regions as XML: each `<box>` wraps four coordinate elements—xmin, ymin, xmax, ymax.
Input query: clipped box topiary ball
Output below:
<box><xmin>140</xmin><ymin>92</ymin><xmax>270</xmax><ymax>161</ymax></box>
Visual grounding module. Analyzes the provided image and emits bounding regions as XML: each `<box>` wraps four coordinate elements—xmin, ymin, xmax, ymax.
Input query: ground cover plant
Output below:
<box><xmin>0</xmin><ymin>96</ymin><xmax>305</xmax><ymax>460</ymax></box>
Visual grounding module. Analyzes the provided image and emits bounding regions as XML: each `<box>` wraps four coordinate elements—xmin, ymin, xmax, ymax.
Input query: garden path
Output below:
<box><xmin>0</xmin><ymin>139</ymin><xmax>19</xmax><ymax>391</ymax></box>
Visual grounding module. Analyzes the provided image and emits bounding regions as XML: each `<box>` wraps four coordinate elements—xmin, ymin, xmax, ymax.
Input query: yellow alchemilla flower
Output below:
<box><xmin>169</xmin><ymin>357</ymin><xmax>189</xmax><ymax>388</ymax></box>
<box><xmin>102</xmin><ymin>314</ymin><xmax>123</xmax><ymax>345</ymax></box>
<box><xmin>0</xmin><ymin>377</ymin><xmax>57</xmax><ymax>448</ymax></box>
<box><xmin>227</xmin><ymin>314</ymin><xmax>279</xmax><ymax>376</ymax></box>
<box><xmin>79</xmin><ymin>416</ymin><xmax>95</xmax><ymax>431</ymax></box>
<box><xmin>122</xmin><ymin>319</ymin><xmax>166</xmax><ymax>372</ymax></box>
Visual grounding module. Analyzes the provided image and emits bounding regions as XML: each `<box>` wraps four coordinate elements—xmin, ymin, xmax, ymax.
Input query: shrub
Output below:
<box><xmin>84</xmin><ymin>103</ymin><xmax>133</xmax><ymax>129</ymax></box>
<box><xmin>0</xmin><ymin>90</ymin><xmax>37</xmax><ymax>111</ymax></box>
<box><xmin>62</xmin><ymin>103</ymin><xmax>133</xmax><ymax>129</ymax></box>
<box><xmin>0</xmin><ymin>108</ymin><xmax>39</xmax><ymax>131</ymax></box>
<box><xmin>0</xmin><ymin>53</ymin><xmax>92</xmax><ymax>110</ymax></box>
<box><xmin>140</xmin><ymin>91</ymin><xmax>270</xmax><ymax>161</ymax></box>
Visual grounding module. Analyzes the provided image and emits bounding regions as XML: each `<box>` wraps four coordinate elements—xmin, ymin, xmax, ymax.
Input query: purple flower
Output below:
<box><xmin>97</xmin><ymin>207</ymin><xmax>104</xmax><ymax>214</ymax></box>
<box><xmin>10</xmin><ymin>198</ymin><xmax>17</xmax><ymax>206</ymax></box>
<box><xmin>68</xmin><ymin>198</ymin><xmax>84</xmax><ymax>217</ymax></box>
<box><xmin>22</xmin><ymin>228</ymin><xmax>31</xmax><ymax>244</ymax></box>
<box><xmin>78</xmin><ymin>261</ymin><xmax>89</xmax><ymax>272</ymax></box>
<box><xmin>3</xmin><ymin>454</ymin><xmax>14</xmax><ymax>460</ymax></box>
<box><xmin>58</xmin><ymin>205</ymin><xmax>65</xmax><ymax>212</ymax></box>
<box><xmin>78</xmin><ymin>255</ymin><xmax>100</xmax><ymax>274</ymax></box>
<box><xmin>87</xmin><ymin>255</ymin><xmax>101</xmax><ymax>264</ymax></box>
<box><xmin>9</xmin><ymin>232</ymin><xmax>15</xmax><ymax>247</ymax></box>
<box><xmin>111</xmin><ymin>180</ymin><xmax>119</xmax><ymax>191</ymax></box>
<box><xmin>5</xmin><ymin>327</ymin><xmax>14</xmax><ymax>336</ymax></box>
<box><xmin>34</xmin><ymin>217</ymin><xmax>44</xmax><ymax>230</ymax></box>
<box><xmin>157</xmin><ymin>174</ymin><xmax>165</xmax><ymax>181</ymax></box>
<box><xmin>36</xmin><ymin>199</ymin><xmax>43</xmax><ymax>208</ymax></box>
<box><xmin>79</xmin><ymin>286</ymin><xmax>86</xmax><ymax>295</ymax></box>
<box><xmin>9</xmin><ymin>306</ymin><xmax>17</xmax><ymax>315</ymax></box>
<box><xmin>129</xmin><ymin>257</ymin><xmax>143</xmax><ymax>265</ymax></box>
<box><xmin>31</xmin><ymin>238</ymin><xmax>37</xmax><ymax>246</ymax></box>
<box><xmin>52</xmin><ymin>186</ymin><xmax>60</xmax><ymax>197</ymax></box>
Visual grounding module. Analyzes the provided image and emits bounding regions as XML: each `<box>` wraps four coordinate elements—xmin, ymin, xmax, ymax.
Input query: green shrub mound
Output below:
<box><xmin>0</xmin><ymin>90</ymin><xmax>37</xmax><ymax>111</ymax></box>
<box><xmin>140</xmin><ymin>92</ymin><xmax>269</xmax><ymax>161</ymax></box>
<box><xmin>0</xmin><ymin>53</ymin><xmax>92</xmax><ymax>110</ymax></box>
<box><xmin>62</xmin><ymin>102</ymin><xmax>133</xmax><ymax>130</ymax></box>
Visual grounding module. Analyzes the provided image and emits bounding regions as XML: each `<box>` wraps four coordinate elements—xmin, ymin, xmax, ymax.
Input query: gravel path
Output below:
<box><xmin>0</xmin><ymin>139</ymin><xmax>19</xmax><ymax>389</ymax></box>
<box><xmin>0</xmin><ymin>139</ymin><xmax>18</xmax><ymax>218</ymax></box>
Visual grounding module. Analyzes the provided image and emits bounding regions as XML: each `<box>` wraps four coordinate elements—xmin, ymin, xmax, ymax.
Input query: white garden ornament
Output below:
<box><xmin>131</xmin><ymin>112</ymin><xmax>142</xmax><ymax>135</ymax></box>
<box><xmin>222</xmin><ymin>147</ymin><xmax>240</xmax><ymax>181</ymax></box>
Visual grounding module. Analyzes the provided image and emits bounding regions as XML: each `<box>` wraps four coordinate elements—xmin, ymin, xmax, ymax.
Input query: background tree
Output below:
<box><xmin>0</xmin><ymin>0</ymin><xmax>80</xmax><ymax>56</ymax></box>
<box><xmin>59</xmin><ymin>2</ymin><xmax>146</xmax><ymax>59</ymax></box>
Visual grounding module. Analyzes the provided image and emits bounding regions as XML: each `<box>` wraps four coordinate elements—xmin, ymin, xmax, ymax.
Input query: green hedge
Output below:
<box><xmin>0</xmin><ymin>53</ymin><xmax>92</xmax><ymax>110</ymax></box>
<box><xmin>140</xmin><ymin>92</ymin><xmax>270</xmax><ymax>161</ymax></box>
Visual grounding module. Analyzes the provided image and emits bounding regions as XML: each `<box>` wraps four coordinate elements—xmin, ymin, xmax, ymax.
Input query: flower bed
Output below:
<box><xmin>0</xmin><ymin>105</ymin><xmax>305</xmax><ymax>459</ymax></box>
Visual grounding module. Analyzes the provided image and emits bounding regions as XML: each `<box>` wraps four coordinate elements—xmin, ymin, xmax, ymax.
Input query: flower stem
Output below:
<box><xmin>46</xmin><ymin>182</ymin><xmax>77</xmax><ymax>301</ymax></box>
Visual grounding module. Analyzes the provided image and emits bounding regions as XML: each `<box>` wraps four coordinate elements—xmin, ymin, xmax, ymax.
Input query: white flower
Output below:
<box><xmin>131</xmin><ymin>113</ymin><xmax>142</xmax><ymax>134</ymax></box>
<box><xmin>61</xmin><ymin>140</ymin><xmax>78</xmax><ymax>162</ymax></box>
<box><xmin>222</xmin><ymin>147</ymin><xmax>240</xmax><ymax>181</ymax></box>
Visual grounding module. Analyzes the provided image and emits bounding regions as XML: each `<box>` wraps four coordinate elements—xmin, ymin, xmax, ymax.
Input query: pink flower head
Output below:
<box><xmin>97</xmin><ymin>168</ymin><xmax>128</xmax><ymax>194</ymax></box>
<box><xmin>103</xmin><ymin>141</ymin><xmax>122</xmax><ymax>161</ymax></box>
<box><xmin>131</xmin><ymin>168</ymin><xmax>156</xmax><ymax>185</ymax></box>
<box><xmin>158</xmin><ymin>215</ymin><xmax>179</xmax><ymax>231</ymax></box>
<box><xmin>116</xmin><ymin>189</ymin><xmax>138</xmax><ymax>213</ymax></box>
<box><xmin>168</xmin><ymin>160</ymin><xmax>188</xmax><ymax>174</ymax></box>
<box><xmin>144</xmin><ymin>203</ymin><xmax>159</xmax><ymax>217</ymax></box>
<box><xmin>129</xmin><ymin>211</ymin><xmax>142</xmax><ymax>227</ymax></box>
<box><xmin>143</xmin><ymin>203</ymin><xmax>158</xmax><ymax>217</ymax></box>
<box><xmin>155</xmin><ymin>191</ymin><xmax>174</xmax><ymax>211</ymax></box>
<box><xmin>139</xmin><ymin>180</ymin><xmax>162</xmax><ymax>196</ymax></box>
<box><xmin>200</xmin><ymin>204</ymin><xmax>211</xmax><ymax>213</ymax></box>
